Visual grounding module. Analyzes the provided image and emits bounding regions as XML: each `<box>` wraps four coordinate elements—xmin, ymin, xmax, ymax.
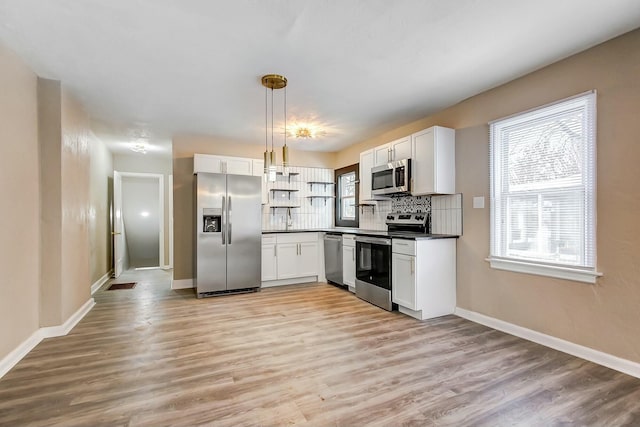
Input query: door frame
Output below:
<box><xmin>115</xmin><ymin>171</ymin><xmax>165</xmax><ymax>274</ymax></box>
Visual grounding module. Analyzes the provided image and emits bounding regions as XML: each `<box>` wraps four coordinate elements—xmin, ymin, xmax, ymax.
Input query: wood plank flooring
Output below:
<box><xmin>1</xmin><ymin>275</ymin><xmax>640</xmax><ymax>426</ymax></box>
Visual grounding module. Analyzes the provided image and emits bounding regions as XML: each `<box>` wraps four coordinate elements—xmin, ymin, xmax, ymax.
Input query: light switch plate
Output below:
<box><xmin>473</xmin><ymin>196</ymin><xmax>485</xmax><ymax>209</ymax></box>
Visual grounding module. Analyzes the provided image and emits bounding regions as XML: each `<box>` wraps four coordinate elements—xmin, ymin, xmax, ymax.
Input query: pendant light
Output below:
<box><xmin>261</xmin><ymin>74</ymin><xmax>288</xmax><ymax>181</ymax></box>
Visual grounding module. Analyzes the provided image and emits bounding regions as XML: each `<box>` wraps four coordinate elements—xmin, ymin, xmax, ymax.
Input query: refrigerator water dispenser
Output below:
<box><xmin>202</xmin><ymin>208</ymin><xmax>221</xmax><ymax>233</ymax></box>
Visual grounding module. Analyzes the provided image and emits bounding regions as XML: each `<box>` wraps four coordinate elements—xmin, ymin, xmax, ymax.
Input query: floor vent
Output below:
<box><xmin>107</xmin><ymin>282</ymin><xmax>137</xmax><ymax>290</ymax></box>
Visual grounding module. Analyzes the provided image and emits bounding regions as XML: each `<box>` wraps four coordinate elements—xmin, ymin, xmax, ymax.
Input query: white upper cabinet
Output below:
<box><xmin>359</xmin><ymin>148</ymin><xmax>375</xmax><ymax>202</ymax></box>
<box><xmin>193</xmin><ymin>153</ymin><xmax>253</xmax><ymax>175</ymax></box>
<box><xmin>411</xmin><ymin>126</ymin><xmax>455</xmax><ymax>195</ymax></box>
<box><xmin>373</xmin><ymin>136</ymin><xmax>412</xmax><ymax>166</ymax></box>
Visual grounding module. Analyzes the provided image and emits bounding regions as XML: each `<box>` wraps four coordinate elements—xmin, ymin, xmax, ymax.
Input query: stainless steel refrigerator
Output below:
<box><xmin>194</xmin><ymin>172</ymin><xmax>262</xmax><ymax>297</ymax></box>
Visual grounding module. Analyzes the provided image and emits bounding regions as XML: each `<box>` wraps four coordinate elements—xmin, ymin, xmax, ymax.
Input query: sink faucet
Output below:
<box><xmin>286</xmin><ymin>207</ymin><xmax>293</xmax><ymax>231</ymax></box>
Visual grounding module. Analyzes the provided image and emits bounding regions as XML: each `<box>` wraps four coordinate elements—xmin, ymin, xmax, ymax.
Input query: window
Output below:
<box><xmin>489</xmin><ymin>91</ymin><xmax>600</xmax><ymax>283</ymax></box>
<box><xmin>335</xmin><ymin>164</ymin><xmax>359</xmax><ymax>227</ymax></box>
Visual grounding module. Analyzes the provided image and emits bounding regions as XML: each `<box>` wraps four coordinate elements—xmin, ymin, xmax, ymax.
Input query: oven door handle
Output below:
<box><xmin>355</xmin><ymin>236</ymin><xmax>392</xmax><ymax>246</ymax></box>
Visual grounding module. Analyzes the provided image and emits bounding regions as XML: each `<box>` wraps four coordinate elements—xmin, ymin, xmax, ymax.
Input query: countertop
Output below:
<box><xmin>262</xmin><ymin>228</ymin><xmax>459</xmax><ymax>240</ymax></box>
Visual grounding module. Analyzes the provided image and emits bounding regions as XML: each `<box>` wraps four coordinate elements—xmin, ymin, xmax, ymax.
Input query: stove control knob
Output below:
<box><xmin>386</xmin><ymin>215</ymin><xmax>394</xmax><ymax>220</ymax></box>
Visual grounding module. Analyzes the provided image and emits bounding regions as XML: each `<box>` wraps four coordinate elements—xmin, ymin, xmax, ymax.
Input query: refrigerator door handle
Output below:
<box><xmin>221</xmin><ymin>196</ymin><xmax>226</xmax><ymax>245</ymax></box>
<box><xmin>227</xmin><ymin>195</ymin><xmax>232</xmax><ymax>245</ymax></box>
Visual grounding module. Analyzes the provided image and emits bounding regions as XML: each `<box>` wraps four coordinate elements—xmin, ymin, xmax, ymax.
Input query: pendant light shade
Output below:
<box><xmin>262</xmin><ymin>74</ymin><xmax>288</xmax><ymax>181</ymax></box>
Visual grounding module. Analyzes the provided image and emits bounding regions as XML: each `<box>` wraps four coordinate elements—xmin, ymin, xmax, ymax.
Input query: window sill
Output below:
<box><xmin>486</xmin><ymin>257</ymin><xmax>602</xmax><ymax>284</ymax></box>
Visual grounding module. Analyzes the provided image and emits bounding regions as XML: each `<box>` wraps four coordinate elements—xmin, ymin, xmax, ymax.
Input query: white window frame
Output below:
<box><xmin>488</xmin><ymin>91</ymin><xmax>602</xmax><ymax>284</ymax></box>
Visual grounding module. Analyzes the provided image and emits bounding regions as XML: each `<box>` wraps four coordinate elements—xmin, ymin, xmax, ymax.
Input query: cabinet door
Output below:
<box><xmin>193</xmin><ymin>154</ymin><xmax>223</xmax><ymax>174</ymax></box>
<box><xmin>411</xmin><ymin>128</ymin><xmax>436</xmax><ymax>195</ymax></box>
<box><xmin>392</xmin><ymin>252</ymin><xmax>417</xmax><ymax>310</ymax></box>
<box><xmin>298</xmin><ymin>242</ymin><xmax>318</xmax><ymax>277</ymax></box>
<box><xmin>359</xmin><ymin>149</ymin><xmax>374</xmax><ymax>203</ymax></box>
<box><xmin>261</xmin><ymin>244</ymin><xmax>277</xmax><ymax>281</ymax></box>
<box><xmin>276</xmin><ymin>243</ymin><xmax>298</xmax><ymax>279</ymax></box>
<box><xmin>412</xmin><ymin>127</ymin><xmax>455</xmax><ymax>195</ymax></box>
<box><xmin>374</xmin><ymin>144</ymin><xmax>391</xmax><ymax>166</ymax></box>
<box><xmin>342</xmin><ymin>245</ymin><xmax>356</xmax><ymax>287</ymax></box>
<box><xmin>225</xmin><ymin>157</ymin><xmax>253</xmax><ymax>175</ymax></box>
<box><xmin>390</xmin><ymin>136</ymin><xmax>412</xmax><ymax>161</ymax></box>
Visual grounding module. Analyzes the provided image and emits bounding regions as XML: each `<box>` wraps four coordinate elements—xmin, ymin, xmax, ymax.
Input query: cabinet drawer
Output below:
<box><xmin>262</xmin><ymin>235</ymin><xmax>277</xmax><ymax>245</ymax></box>
<box><xmin>342</xmin><ymin>234</ymin><xmax>356</xmax><ymax>247</ymax></box>
<box><xmin>392</xmin><ymin>239</ymin><xmax>415</xmax><ymax>256</ymax></box>
<box><xmin>276</xmin><ymin>232</ymin><xmax>318</xmax><ymax>244</ymax></box>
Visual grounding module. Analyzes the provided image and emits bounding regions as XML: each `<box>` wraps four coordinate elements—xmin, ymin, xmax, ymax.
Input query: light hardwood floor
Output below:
<box><xmin>1</xmin><ymin>275</ymin><xmax>640</xmax><ymax>426</ymax></box>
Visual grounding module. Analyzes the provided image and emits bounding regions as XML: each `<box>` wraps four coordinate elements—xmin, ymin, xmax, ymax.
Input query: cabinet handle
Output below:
<box><xmin>410</xmin><ymin>257</ymin><xmax>415</xmax><ymax>274</ymax></box>
<box><xmin>388</xmin><ymin>148</ymin><xmax>391</xmax><ymax>162</ymax></box>
<box><xmin>353</xmin><ymin>250</ymin><xmax>355</xmax><ymax>261</ymax></box>
<box><xmin>274</xmin><ymin>245</ymin><xmax>277</xmax><ymax>257</ymax></box>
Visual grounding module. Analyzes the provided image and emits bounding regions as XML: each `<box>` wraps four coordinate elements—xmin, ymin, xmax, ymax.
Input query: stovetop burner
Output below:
<box><xmin>385</xmin><ymin>212</ymin><xmax>430</xmax><ymax>233</ymax></box>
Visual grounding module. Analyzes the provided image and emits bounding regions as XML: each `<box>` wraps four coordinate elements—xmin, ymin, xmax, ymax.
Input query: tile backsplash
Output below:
<box><xmin>260</xmin><ymin>165</ymin><xmax>463</xmax><ymax>236</ymax></box>
<box><xmin>261</xmin><ymin>166</ymin><xmax>334</xmax><ymax>231</ymax></box>
<box><xmin>359</xmin><ymin>193</ymin><xmax>463</xmax><ymax>235</ymax></box>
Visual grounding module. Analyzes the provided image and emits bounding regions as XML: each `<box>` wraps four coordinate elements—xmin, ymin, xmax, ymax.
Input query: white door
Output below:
<box><xmin>392</xmin><ymin>252</ymin><xmax>416</xmax><ymax>309</ymax></box>
<box><xmin>113</xmin><ymin>171</ymin><xmax>124</xmax><ymax>278</ymax></box>
<box><xmin>374</xmin><ymin>144</ymin><xmax>391</xmax><ymax>166</ymax></box>
<box><xmin>225</xmin><ymin>157</ymin><xmax>253</xmax><ymax>175</ymax></box>
<box><xmin>342</xmin><ymin>244</ymin><xmax>356</xmax><ymax>287</ymax></box>
<box><xmin>276</xmin><ymin>243</ymin><xmax>298</xmax><ymax>279</ymax></box>
<box><xmin>390</xmin><ymin>136</ymin><xmax>412</xmax><ymax>161</ymax></box>
<box><xmin>359</xmin><ymin>149</ymin><xmax>374</xmax><ymax>203</ymax></box>
<box><xmin>298</xmin><ymin>242</ymin><xmax>318</xmax><ymax>277</ymax></box>
<box><xmin>261</xmin><ymin>243</ymin><xmax>277</xmax><ymax>281</ymax></box>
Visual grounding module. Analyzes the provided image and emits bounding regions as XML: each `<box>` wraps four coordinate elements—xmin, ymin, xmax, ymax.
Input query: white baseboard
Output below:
<box><xmin>455</xmin><ymin>307</ymin><xmax>640</xmax><ymax>379</ymax></box>
<box><xmin>0</xmin><ymin>329</ymin><xmax>43</xmax><ymax>379</ymax></box>
<box><xmin>172</xmin><ymin>278</ymin><xmax>194</xmax><ymax>289</ymax></box>
<box><xmin>91</xmin><ymin>271</ymin><xmax>111</xmax><ymax>295</ymax></box>
<box><xmin>0</xmin><ymin>297</ymin><xmax>95</xmax><ymax>379</ymax></box>
<box><xmin>163</xmin><ymin>265</ymin><xmax>172</xmax><ymax>270</ymax></box>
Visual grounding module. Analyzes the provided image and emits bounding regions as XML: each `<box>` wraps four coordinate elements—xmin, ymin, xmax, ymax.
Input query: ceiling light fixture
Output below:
<box><xmin>129</xmin><ymin>139</ymin><xmax>148</xmax><ymax>154</ymax></box>
<box><xmin>262</xmin><ymin>74</ymin><xmax>288</xmax><ymax>180</ymax></box>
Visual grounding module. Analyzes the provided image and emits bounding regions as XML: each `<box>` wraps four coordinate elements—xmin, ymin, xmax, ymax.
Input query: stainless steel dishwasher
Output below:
<box><xmin>324</xmin><ymin>233</ymin><xmax>344</xmax><ymax>286</ymax></box>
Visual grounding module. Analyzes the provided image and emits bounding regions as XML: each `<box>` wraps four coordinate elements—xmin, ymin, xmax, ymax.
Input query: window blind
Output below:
<box><xmin>490</xmin><ymin>91</ymin><xmax>597</xmax><ymax>275</ymax></box>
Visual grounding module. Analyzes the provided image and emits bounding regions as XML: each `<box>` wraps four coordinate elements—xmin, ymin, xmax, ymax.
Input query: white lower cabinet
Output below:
<box><xmin>392</xmin><ymin>238</ymin><xmax>456</xmax><ymax>320</ymax></box>
<box><xmin>392</xmin><ymin>252</ymin><xmax>416</xmax><ymax>308</ymax></box>
<box><xmin>276</xmin><ymin>243</ymin><xmax>299</xmax><ymax>279</ymax></box>
<box><xmin>261</xmin><ymin>235</ymin><xmax>277</xmax><ymax>281</ymax></box>
<box><xmin>262</xmin><ymin>233</ymin><xmax>319</xmax><ymax>285</ymax></box>
<box><xmin>342</xmin><ymin>235</ymin><xmax>356</xmax><ymax>291</ymax></box>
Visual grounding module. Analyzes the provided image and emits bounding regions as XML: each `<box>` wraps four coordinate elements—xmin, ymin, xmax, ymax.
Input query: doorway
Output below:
<box><xmin>113</xmin><ymin>171</ymin><xmax>165</xmax><ymax>278</ymax></box>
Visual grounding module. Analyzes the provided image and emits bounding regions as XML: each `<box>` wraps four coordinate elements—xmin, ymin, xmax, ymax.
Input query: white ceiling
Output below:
<box><xmin>1</xmin><ymin>1</ymin><xmax>639</xmax><ymax>155</ymax></box>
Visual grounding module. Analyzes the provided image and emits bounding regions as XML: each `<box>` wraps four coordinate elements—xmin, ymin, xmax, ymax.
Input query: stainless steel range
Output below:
<box><xmin>354</xmin><ymin>212</ymin><xmax>430</xmax><ymax>311</ymax></box>
<box><xmin>385</xmin><ymin>212</ymin><xmax>430</xmax><ymax>235</ymax></box>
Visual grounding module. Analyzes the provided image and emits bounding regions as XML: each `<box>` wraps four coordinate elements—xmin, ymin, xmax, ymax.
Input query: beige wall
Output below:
<box><xmin>89</xmin><ymin>133</ymin><xmax>113</xmax><ymax>285</ymax></box>
<box><xmin>336</xmin><ymin>29</ymin><xmax>640</xmax><ymax>363</ymax></box>
<box><xmin>0</xmin><ymin>42</ymin><xmax>40</xmax><ymax>360</ymax></box>
<box><xmin>172</xmin><ymin>135</ymin><xmax>335</xmax><ymax>280</ymax></box>
<box><xmin>38</xmin><ymin>78</ymin><xmax>64</xmax><ymax>326</ymax></box>
<box><xmin>114</xmin><ymin>153</ymin><xmax>171</xmax><ymax>266</ymax></box>
<box><xmin>59</xmin><ymin>89</ymin><xmax>92</xmax><ymax>320</ymax></box>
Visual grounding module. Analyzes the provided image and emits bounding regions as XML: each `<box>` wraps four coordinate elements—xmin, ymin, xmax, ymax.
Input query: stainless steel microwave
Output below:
<box><xmin>371</xmin><ymin>158</ymin><xmax>411</xmax><ymax>196</ymax></box>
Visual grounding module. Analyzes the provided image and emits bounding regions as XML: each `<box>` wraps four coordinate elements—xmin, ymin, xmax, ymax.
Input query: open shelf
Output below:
<box><xmin>275</xmin><ymin>171</ymin><xmax>299</xmax><ymax>183</ymax></box>
<box><xmin>307</xmin><ymin>195</ymin><xmax>335</xmax><ymax>206</ymax></box>
<box><xmin>308</xmin><ymin>181</ymin><xmax>335</xmax><ymax>191</ymax></box>
<box><xmin>356</xmin><ymin>203</ymin><xmax>376</xmax><ymax>213</ymax></box>
<box><xmin>270</xmin><ymin>188</ymin><xmax>299</xmax><ymax>200</ymax></box>
<box><xmin>269</xmin><ymin>205</ymin><xmax>300</xmax><ymax>216</ymax></box>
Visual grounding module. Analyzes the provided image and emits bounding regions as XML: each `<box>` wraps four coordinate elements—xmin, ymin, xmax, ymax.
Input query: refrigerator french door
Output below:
<box><xmin>195</xmin><ymin>172</ymin><xmax>262</xmax><ymax>297</ymax></box>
